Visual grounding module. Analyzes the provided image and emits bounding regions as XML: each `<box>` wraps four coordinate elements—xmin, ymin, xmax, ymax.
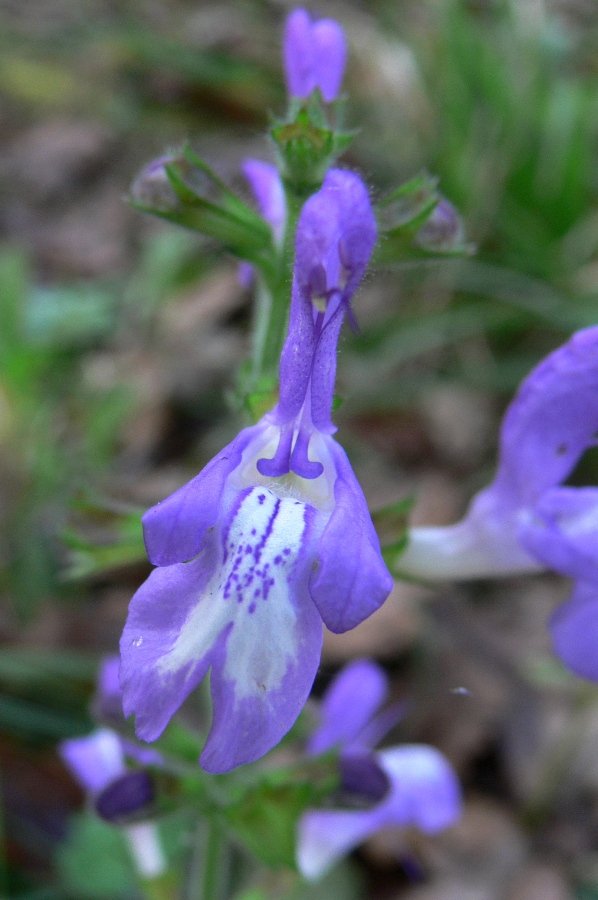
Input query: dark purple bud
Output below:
<box><xmin>95</xmin><ymin>771</ymin><xmax>154</xmax><ymax>823</ymax></box>
<box><xmin>130</xmin><ymin>155</ymin><xmax>180</xmax><ymax>211</ymax></box>
<box><xmin>340</xmin><ymin>751</ymin><xmax>390</xmax><ymax>803</ymax></box>
<box><xmin>415</xmin><ymin>198</ymin><xmax>464</xmax><ymax>252</ymax></box>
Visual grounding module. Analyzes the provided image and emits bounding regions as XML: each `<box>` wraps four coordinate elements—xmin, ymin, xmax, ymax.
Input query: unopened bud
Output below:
<box><xmin>415</xmin><ymin>198</ymin><xmax>464</xmax><ymax>252</ymax></box>
<box><xmin>130</xmin><ymin>155</ymin><xmax>180</xmax><ymax>212</ymax></box>
<box><xmin>284</xmin><ymin>8</ymin><xmax>346</xmax><ymax>103</ymax></box>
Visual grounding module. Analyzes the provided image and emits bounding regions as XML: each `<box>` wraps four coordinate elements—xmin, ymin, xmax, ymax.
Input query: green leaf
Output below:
<box><xmin>57</xmin><ymin>812</ymin><xmax>137</xmax><ymax>899</ymax></box>
<box><xmin>62</xmin><ymin>497</ymin><xmax>146</xmax><ymax>581</ymax></box>
<box><xmin>0</xmin><ymin>693</ymin><xmax>90</xmax><ymax>740</ymax></box>
<box><xmin>224</xmin><ymin>759</ymin><xmax>339</xmax><ymax>870</ymax></box>
<box><xmin>25</xmin><ymin>285</ymin><xmax>115</xmax><ymax>348</ymax></box>
<box><xmin>373</xmin><ymin>497</ymin><xmax>414</xmax><ymax>563</ymax></box>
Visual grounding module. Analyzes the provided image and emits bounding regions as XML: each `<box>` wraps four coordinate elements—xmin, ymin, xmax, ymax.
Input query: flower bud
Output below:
<box><xmin>130</xmin><ymin>155</ymin><xmax>180</xmax><ymax>212</ymax></box>
<box><xmin>415</xmin><ymin>198</ymin><xmax>464</xmax><ymax>252</ymax></box>
<box><xmin>284</xmin><ymin>8</ymin><xmax>346</xmax><ymax>103</ymax></box>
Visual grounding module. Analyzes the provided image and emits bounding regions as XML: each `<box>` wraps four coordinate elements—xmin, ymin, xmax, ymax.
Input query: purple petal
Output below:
<box><xmin>275</xmin><ymin>278</ymin><xmax>317</xmax><ymax>424</ymax></box>
<box><xmin>200</xmin><ymin>490</ymin><xmax>324</xmax><ymax>773</ymax></box>
<box><xmin>297</xmin><ymin>744</ymin><xmax>461</xmax><ymax>880</ymax></box>
<box><xmin>493</xmin><ymin>326</ymin><xmax>598</xmax><ymax>509</ymax></box>
<box><xmin>242</xmin><ymin>159</ymin><xmax>286</xmax><ymax>243</ymax></box>
<box><xmin>294</xmin><ymin>170</ymin><xmax>376</xmax><ymax>312</ymax></box>
<box><xmin>238</xmin><ymin>261</ymin><xmax>254</xmax><ymax>289</ymax></box>
<box><xmin>550</xmin><ymin>580</ymin><xmax>598</xmax><ymax>680</ymax></box>
<box><xmin>142</xmin><ymin>423</ymin><xmax>265</xmax><ymax>567</ymax></box>
<box><xmin>121</xmin><ymin>739</ymin><xmax>164</xmax><ymax>768</ymax></box>
<box><xmin>59</xmin><ymin>729</ymin><xmax>126</xmax><ymax>794</ymax></box>
<box><xmin>297</xmin><ymin>808</ymin><xmax>382</xmax><ymax>880</ymax></box>
<box><xmin>310</xmin><ymin>307</ymin><xmax>343</xmax><ymax>435</ymax></box>
<box><xmin>120</xmin><ymin>553</ymin><xmax>219</xmax><ymax>742</ymax></box>
<box><xmin>275</xmin><ymin>171</ymin><xmax>376</xmax><ymax>430</ymax></box>
<box><xmin>283</xmin><ymin>9</ymin><xmax>316</xmax><ymax>99</ymax></box>
<box><xmin>309</xmin><ymin>438</ymin><xmax>393</xmax><ymax>633</ymax></box>
<box><xmin>308</xmin><ymin>659</ymin><xmax>388</xmax><ymax>754</ymax></box>
<box><xmin>518</xmin><ymin>486</ymin><xmax>598</xmax><ymax>582</ymax></box>
<box><xmin>312</xmin><ymin>19</ymin><xmax>346</xmax><ymax>102</ymax></box>
<box><xmin>379</xmin><ymin>745</ymin><xmax>462</xmax><ymax>833</ymax></box>
<box><xmin>400</xmin><ymin>486</ymin><xmax>543</xmax><ymax>581</ymax></box>
<box><xmin>122</xmin><ymin>486</ymin><xmax>324</xmax><ymax>772</ymax></box>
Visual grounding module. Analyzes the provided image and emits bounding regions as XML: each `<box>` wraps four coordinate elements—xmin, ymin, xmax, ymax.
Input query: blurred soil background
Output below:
<box><xmin>2</xmin><ymin>0</ymin><xmax>598</xmax><ymax>897</ymax></box>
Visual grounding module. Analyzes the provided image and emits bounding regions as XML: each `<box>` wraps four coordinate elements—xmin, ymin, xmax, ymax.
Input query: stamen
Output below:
<box><xmin>290</xmin><ymin>427</ymin><xmax>324</xmax><ymax>479</ymax></box>
<box><xmin>257</xmin><ymin>425</ymin><xmax>294</xmax><ymax>476</ymax></box>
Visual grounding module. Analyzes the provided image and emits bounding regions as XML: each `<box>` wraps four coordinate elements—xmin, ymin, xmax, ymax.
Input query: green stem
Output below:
<box><xmin>251</xmin><ymin>189</ymin><xmax>304</xmax><ymax>388</ymax></box>
<box><xmin>186</xmin><ymin>817</ymin><xmax>227</xmax><ymax>900</ymax></box>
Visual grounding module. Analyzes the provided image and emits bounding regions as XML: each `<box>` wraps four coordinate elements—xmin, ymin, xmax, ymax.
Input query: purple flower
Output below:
<box><xmin>297</xmin><ymin>659</ymin><xmax>462</xmax><ymax>880</ymax></box>
<box><xmin>59</xmin><ymin>728</ymin><xmax>165</xmax><ymax>878</ymax></box>
<box><xmin>283</xmin><ymin>8</ymin><xmax>347</xmax><ymax>103</ymax></box>
<box><xmin>120</xmin><ymin>169</ymin><xmax>393</xmax><ymax>775</ymax></box>
<box><xmin>399</xmin><ymin>327</ymin><xmax>598</xmax><ymax>681</ymax></box>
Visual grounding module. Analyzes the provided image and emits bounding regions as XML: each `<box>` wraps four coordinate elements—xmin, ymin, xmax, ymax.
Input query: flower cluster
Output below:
<box><xmin>120</xmin><ymin>169</ymin><xmax>393</xmax><ymax>774</ymax></box>
<box><xmin>297</xmin><ymin>659</ymin><xmax>462</xmax><ymax>879</ymax></box>
<box><xmin>399</xmin><ymin>326</ymin><xmax>598</xmax><ymax>681</ymax></box>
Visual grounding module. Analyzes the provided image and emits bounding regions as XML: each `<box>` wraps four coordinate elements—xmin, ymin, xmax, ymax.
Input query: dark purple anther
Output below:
<box><xmin>340</xmin><ymin>751</ymin><xmax>390</xmax><ymax>803</ymax></box>
<box><xmin>95</xmin><ymin>771</ymin><xmax>154</xmax><ymax>823</ymax></box>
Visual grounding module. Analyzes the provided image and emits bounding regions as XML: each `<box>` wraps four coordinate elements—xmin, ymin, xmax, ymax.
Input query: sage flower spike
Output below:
<box><xmin>119</xmin><ymin>170</ymin><xmax>393</xmax><ymax>774</ymax></box>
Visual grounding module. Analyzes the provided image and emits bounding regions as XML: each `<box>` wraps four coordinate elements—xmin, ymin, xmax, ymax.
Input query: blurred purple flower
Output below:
<box><xmin>242</xmin><ymin>159</ymin><xmax>286</xmax><ymax>245</ymax></box>
<box><xmin>59</xmin><ymin>728</ymin><xmax>165</xmax><ymax>878</ymax></box>
<box><xmin>297</xmin><ymin>659</ymin><xmax>462</xmax><ymax>880</ymax></box>
<box><xmin>120</xmin><ymin>169</ymin><xmax>393</xmax><ymax>774</ymax></box>
<box><xmin>400</xmin><ymin>327</ymin><xmax>598</xmax><ymax>681</ymax></box>
<box><xmin>284</xmin><ymin>8</ymin><xmax>346</xmax><ymax>103</ymax></box>
<box><xmin>239</xmin><ymin>158</ymin><xmax>286</xmax><ymax>287</ymax></box>
<box><xmin>60</xmin><ymin>728</ymin><xmax>129</xmax><ymax>797</ymax></box>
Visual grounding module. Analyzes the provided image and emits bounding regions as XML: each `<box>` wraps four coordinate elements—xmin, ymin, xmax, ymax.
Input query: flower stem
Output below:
<box><xmin>186</xmin><ymin>817</ymin><xmax>227</xmax><ymax>900</ymax></box>
<box><xmin>251</xmin><ymin>188</ymin><xmax>304</xmax><ymax>387</ymax></box>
